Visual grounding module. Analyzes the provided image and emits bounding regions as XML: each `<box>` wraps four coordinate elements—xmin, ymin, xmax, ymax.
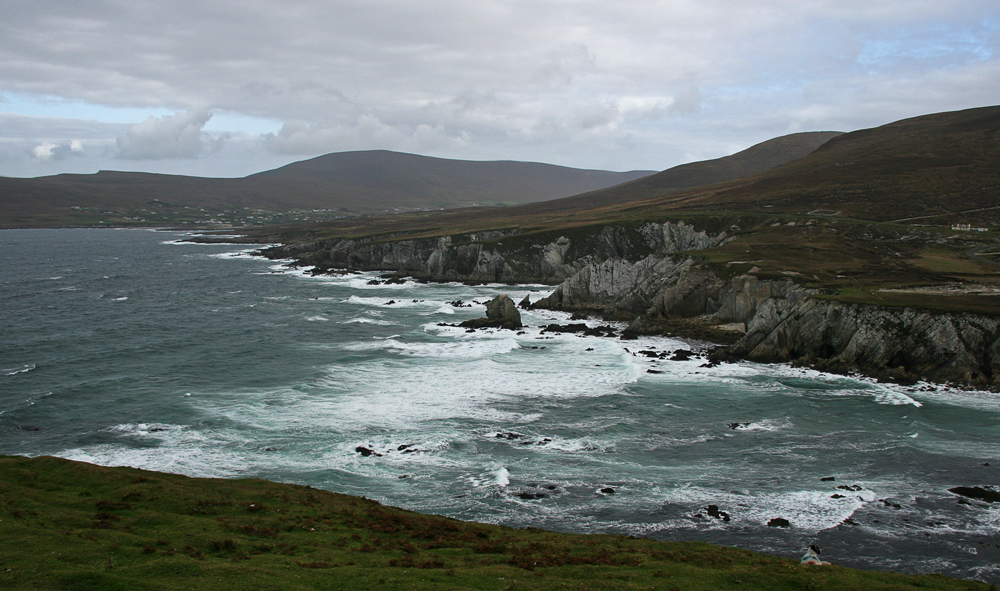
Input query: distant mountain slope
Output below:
<box><xmin>518</xmin><ymin>131</ymin><xmax>843</xmax><ymax>214</ymax></box>
<box><xmin>661</xmin><ymin>105</ymin><xmax>1000</xmax><ymax>221</ymax></box>
<box><xmin>0</xmin><ymin>151</ymin><xmax>654</xmax><ymax>227</ymax></box>
<box><xmin>251</xmin><ymin>105</ymin><xmax>1000</xmax><ymax>243</ymax></box>
<box><xmin>245</xmin><ymin>150</ymin><xmax>655</xmax><ymax>209</ymax></box>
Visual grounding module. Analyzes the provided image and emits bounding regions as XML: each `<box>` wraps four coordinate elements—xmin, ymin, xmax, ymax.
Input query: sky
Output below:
<box><xmin>1</xmin><ymin>0</ymin><xmax>998</xmax><ymax>178</ymax></box>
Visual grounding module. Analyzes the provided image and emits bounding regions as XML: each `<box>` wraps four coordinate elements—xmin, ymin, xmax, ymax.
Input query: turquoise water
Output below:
<box><xmin>2</xmin><ymin>228</ymin><xmax>998</xmax><ymax>583</ymax></box>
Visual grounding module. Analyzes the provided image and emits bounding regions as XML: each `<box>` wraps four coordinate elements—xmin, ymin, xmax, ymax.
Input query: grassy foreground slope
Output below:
<box><xmin>0</xmin><ymin>455</ymin><xmax>988</xmax><ymax>591</ymax></box>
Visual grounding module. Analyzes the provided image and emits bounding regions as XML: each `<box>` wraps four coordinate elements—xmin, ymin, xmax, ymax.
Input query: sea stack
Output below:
<box><xmin>459</xmin><ymin>294</ymin><xmax>523</xmax><ymax>330</ymax></box>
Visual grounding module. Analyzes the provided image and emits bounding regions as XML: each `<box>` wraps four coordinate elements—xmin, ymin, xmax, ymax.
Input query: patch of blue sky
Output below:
<box><xmin>0</xmin><ymin>93</ymin><xmax>174</xmax><ymax>123</ymax></box>
<box><xmin>856</xmin><ymin>25</ymin><xmax>996</xmax><ymax>72</ymax></box>
<box><xmin>0</xmin><ymin>93</ymin><xmax>282</xmax><ymax>137</ymax></box>
<box><xmin>202</xmin><ymin>112</ymin><xmax>282</xmax><ymax>136</ymax></box>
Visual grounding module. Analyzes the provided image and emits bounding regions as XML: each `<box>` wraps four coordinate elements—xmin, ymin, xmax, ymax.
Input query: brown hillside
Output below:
<box><xmin>0</xmin><ymin>151</ymin><xmax>654</xmax><ymax>227</ymax></box>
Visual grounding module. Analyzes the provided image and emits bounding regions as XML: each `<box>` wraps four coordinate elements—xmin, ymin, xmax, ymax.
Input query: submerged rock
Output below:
<box><xmin>949</xmin><ymin>486</ymin><xmax>1000</xmax><ymax>503</ymax></box>
<box><xmin>669</xmin><ymin>349</ymin><xmax>695</xmax><ymax>361</ymax></box>
<box><xmin>540</xmin><ymin>323</ymin><xmax>617</xmax><ymax>337</ymax></box>
<box><xmin>767</xmin><ymin>518</ymin><xmax>790</xmax><ymax>528</ymax></box>
<box><xmin>705</xmin><ymin>504</ymin><xmax>731</xmax><ymax>522</ymax></box>
<box><xmin>516</xmin><ymin>492</ymin><xmax>547</xmax><ymax>500</ymax></box>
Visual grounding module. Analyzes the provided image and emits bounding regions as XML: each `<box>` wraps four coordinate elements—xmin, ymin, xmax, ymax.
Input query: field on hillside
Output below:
<box><xmin>0</xmin><ymin>455</ymin><xmax>991</xmax><ymax>591</ymax></box>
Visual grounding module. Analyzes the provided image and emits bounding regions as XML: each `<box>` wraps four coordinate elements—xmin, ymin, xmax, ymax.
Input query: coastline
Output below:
<box><xmin>1</xmin><ymin>454</ymin><xmax>994</xmax><ymax>590</ymax></box>
<box><xmin>253</xmin><ymin>225</ymin><xmax>1000</xmax><ymax>391</ymax></box>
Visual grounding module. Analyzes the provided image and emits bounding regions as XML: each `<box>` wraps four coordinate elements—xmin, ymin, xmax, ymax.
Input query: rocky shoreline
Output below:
<box><xmin>260</xmin><ymin>222</ymin><xmax>1000</xmax><ymax>389</ymax></box>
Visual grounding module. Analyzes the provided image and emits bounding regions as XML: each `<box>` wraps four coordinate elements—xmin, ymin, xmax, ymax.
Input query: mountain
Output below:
<box><xmin>522</xmin><ymin>131</ymin><xmax>843</xmax><ymax>213</ymax></box>
<box><xmin>0</xmin><ymin>151</ymin><xmax>655</xmax><ymax>227</ymax></box>
<box><xmin>655</xmin><ymin>105</ymin><xmax>1000</xmax><ymax>221</ymax></box>
<box><xmin>244</xmin><ymin>150</ymin><xmax>655</xmax><ymax>209</ymax></box>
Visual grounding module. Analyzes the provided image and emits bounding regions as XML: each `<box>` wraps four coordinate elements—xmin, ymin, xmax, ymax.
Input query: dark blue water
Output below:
<box><xmin>2</xmin><ymin>228</ymin><xmax>998</xmax><ymax>583</ymax></box>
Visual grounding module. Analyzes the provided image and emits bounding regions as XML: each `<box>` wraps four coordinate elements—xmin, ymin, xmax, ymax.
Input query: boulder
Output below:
<box><xmin>949</xmin><ymin>486</ymin><xmax>1000</xmax><ymax>503</ymax></box>
<box><xmin>459</xmin><ymin>294</ymin><xmax>523</xmax><ymax>330</ymax></box>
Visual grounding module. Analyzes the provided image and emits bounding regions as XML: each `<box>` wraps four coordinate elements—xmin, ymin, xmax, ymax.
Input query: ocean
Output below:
<box><xmin>2</xmin><ymin>228</ymin><xmax>998</xmax><ymax>583</ymax></box>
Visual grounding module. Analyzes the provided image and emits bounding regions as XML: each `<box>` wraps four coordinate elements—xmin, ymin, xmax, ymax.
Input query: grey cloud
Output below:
<box><xmin>0</xmin><ymin>0</ymin><xmax>998</xmax><ymax>176</ymax></box>
<box><xmin>263</xmin><ymin>117</ymin><xmax>404</xmax><ymax>155</ymax></box>
<box><xmin>669</xmin><ymin>87</ymin><xmax>702</xmax><ymax>116</ymax></box>
<box><xmin>263</xmin><ymin>116</ymin><xmax>468</xmax><ymax>156</ymax></box>
<box><xmin>116</xmin><ymin>110</ymin><xmax>215</xmax><ymax>160</ymax></box>
<box><xmin>32</xmin><ymin>140</ymin><xmax>85</xmax><ymax>161</ymax></box>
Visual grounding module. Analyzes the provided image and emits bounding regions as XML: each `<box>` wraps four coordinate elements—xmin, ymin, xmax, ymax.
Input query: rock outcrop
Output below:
<box><xmin>724</xmin><ymin>297</ymin><xmax>1000</xmax><ymax>386</ymax></box>
<box><xmin>261</xmin><ymin>219</ymin><xmax>1000</xmax><ymax>387</ymax></box>
<box><xmin>459</xmin><ymin>295</ymin><xmax>523</xmax><ymax>330</ymax></box>
<box><xmin>536</xmin><ymin>253</ymin><xmax>1000</xmax><ymax>387</ymax></box>
<box><xmin>262</xmin><ymin>221</ymin><xmax>726</xmax><ymax>285</ymax></box>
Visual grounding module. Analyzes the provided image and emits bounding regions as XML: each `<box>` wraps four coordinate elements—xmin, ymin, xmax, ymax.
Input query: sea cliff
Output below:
<box><xmin>262</xmin><ymin>222</ymin><xmax>1000</xmax><ymax>388</ymax></box>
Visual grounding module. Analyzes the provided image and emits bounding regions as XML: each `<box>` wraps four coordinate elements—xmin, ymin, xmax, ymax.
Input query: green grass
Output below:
<box><xmin>815</xmin><ymin>289</ymin><xmax>1000</xmax><ymax>316</ymax></box>
<box><xmin>0</xmin><ymin>455</ymin><xmax>990</xmax><ymax>590</ymax></box>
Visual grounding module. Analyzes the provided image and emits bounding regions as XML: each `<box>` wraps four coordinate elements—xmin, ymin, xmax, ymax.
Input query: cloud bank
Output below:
<box><xmin>0</xmin><ymin>1</ymin><xmax>997</xmax><ymax>177</ymax></box>
<box><xmin>116</xmin><ymin>110</ymin><xmax>214</xmax><ymax>160</ymax></box>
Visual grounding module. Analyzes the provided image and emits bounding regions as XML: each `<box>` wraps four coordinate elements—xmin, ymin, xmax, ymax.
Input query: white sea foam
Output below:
<box><xmin>341</xmin><ymin>317</ymin><xmax>400</xmax><ymax>326</ymax></box>
<box><xmin>304</xmin><ymin>315</ymin><xmax>329</xmax><ymax>322</ymax></box>
<box><xmin>644</xmin><ymin>483</ymin><xmax>876</xmax><ymax>535</ymax></box>
<box><xmin>345</xmin><ymin>295</ymin><xmax>429</xmax><ymax>308</ymax></box>
<box><xmin>3</xmin><ymin>364</ymin><xmax>36</xmax><ymax>376</ymax></box>
<box><xmin>905</xmin><ymin>384</ymin><xmax>1000</xmax><ymax>412</ymax></box>
<box><xmin>61</xmin><ymin>423</ymin><xmax>253</xmax><ymax>478</ymax></box>
<box><xmin>206</xmin><ymin>247</ymin><xmax>265</xmax><ymax>259</ymax></box>
<box><xmin>343</xmin><ymin>335</ymin><xmax>521</xmax><ymax>360</ymax></box>
<box><xmin>727</xmin><ymin>418</ymin><xmax>791</xmax><ymax>433</ymax></box>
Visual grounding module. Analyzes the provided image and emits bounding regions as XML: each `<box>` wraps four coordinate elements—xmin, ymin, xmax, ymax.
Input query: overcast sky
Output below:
<box><xmin>1</xmin><ymin>0</ymin><xmax>998</xmax><ymax>178</ymax></box>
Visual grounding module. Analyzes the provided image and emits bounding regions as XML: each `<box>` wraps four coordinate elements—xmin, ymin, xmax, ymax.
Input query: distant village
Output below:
<box><xmin>952</xmin><ymin>223</ymin><xmax>989</xmax><ymax>232</ymax></box>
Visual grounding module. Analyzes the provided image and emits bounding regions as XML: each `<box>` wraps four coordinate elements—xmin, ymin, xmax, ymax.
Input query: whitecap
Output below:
<box><xmin>343</xmin><ymin>335</ymin><xmax>520</xmax><ymax>360</ymax></box>
<box><xmin>341</xmin><ymin>317</ymin><xmax>400</xmax><ymax>326</ymax></box>
<box><xmin>870</xmin><ymin>387</ymin><xmax>921</xmax><ymax>407</ymax></box>
<box><xmin>205</xmin><ymin>247</ymin><xmax>270</xmax><ymax>259</ymax></box>
<box><xmin>57</xmin><ymin>422</ymin><xmax>254</xmax><ymax>478</ymax></box>
<box><xmin>304</xmin><ymin>315</ymin><xmax>329</xmax><ymax>322</ymax></box>
<box><xmin>727</xmin><ymin>418</ymin><xmax>791</xmax><ymax>432</ymax></box>
<box><xmin>3</xmin><ymin>364</ymin><xmax>36</xmax><ymax>376</ymax></box>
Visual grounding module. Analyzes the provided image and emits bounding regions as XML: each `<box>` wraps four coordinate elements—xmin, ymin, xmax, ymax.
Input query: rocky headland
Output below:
<box><xmin>262</xmin><ymin>220</ymin><xmax>1000</xmax><ymax>389</ymax></box>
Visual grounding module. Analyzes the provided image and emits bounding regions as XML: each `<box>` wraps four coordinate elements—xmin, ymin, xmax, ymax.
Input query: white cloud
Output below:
<box><xmin>32</xmin><ymin>139</ymin><xmax>84</xmax><ymax>160</ymax></box>
<box><xmin>116</xmin><ymin>109</ymin><xmax>215</xmax><ymax>160</ymax></box>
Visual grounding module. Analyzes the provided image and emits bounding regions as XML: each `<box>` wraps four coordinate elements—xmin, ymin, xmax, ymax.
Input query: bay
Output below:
<box><xmin>1</xmin><ymin>228</ymin><xmax>998</xmax><ymax>583</ymax></box>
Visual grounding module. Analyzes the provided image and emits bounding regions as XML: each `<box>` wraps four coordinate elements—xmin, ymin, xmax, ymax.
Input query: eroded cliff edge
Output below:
<box><xmin>537</xmin><ymin>257</ymin><xmax>1000</xmax><ymax>387</ymax></box>
<box><xmin>262</xmin><ymin>222</ymin><xmax>1000</xmax><ymax>388</ymax></box>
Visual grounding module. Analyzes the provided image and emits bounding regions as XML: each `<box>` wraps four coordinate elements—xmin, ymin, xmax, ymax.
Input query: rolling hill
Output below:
<box><xmin>0</xmin><ymin>129</ymin><xmax>850</xmax><ymax>228</ymax></box>
<box><xmin>520</xmin><ymin>131</ymin><xmax>843</xmax><ymax>213</ymax></box>
<box><xmin>257</xmin><ymin>105</ymin><xmax>1000</xmax><ymax>243</ymax></box>
<box><xmin>655</xmin><ymin>105</ymin><xmax>1000</xmax><ymax>222</ymax></box>
<box><xmin>0</xmin><ymin>151</ymin><xmax>655</xmax><ymax>227</ymax></box>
